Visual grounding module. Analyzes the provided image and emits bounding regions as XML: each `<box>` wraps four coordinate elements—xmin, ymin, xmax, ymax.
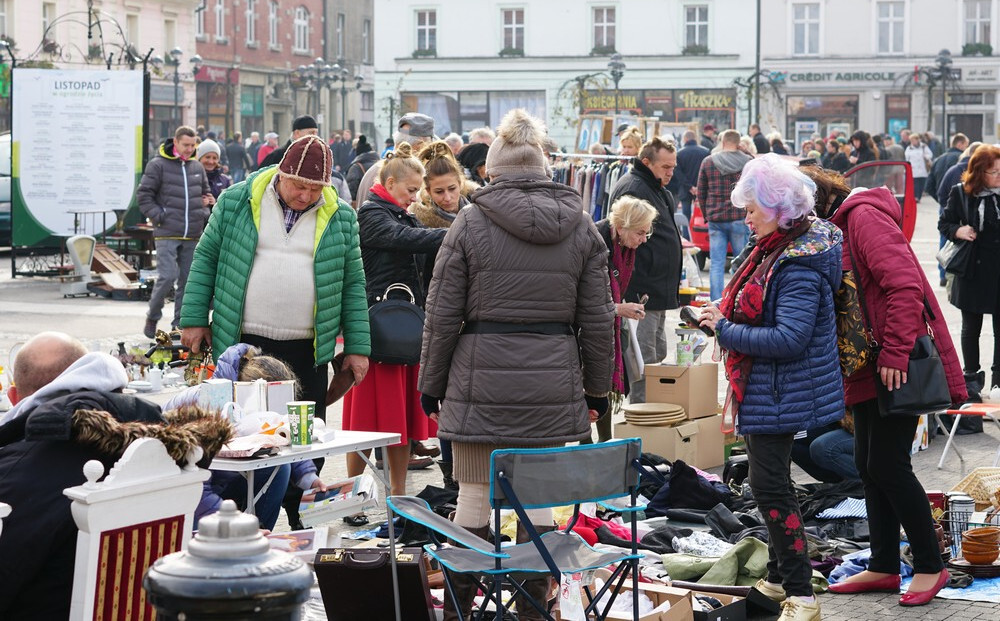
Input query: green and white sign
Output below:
<box><xmin>12</xmin><ymin>68</ymin><xmax>143</xmax><ymax>246</ymax></box>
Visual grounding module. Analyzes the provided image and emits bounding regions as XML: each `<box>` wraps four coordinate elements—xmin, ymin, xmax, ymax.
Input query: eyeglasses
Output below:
<box><xmin>986</xmin><ymin>169</ymin><xmax>1000</xmax><ymax>176</ymax></box>
<box><xmin>635</xmin><ymin>229</ymin><xmax>653</xmax><ymax>241</ymax></box>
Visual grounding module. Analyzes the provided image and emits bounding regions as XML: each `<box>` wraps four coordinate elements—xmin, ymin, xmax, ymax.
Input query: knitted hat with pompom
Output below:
<box><xmin>485</xmin><ymin>108</ymin><xmax>550</xmax><ymax>178</ymax></box>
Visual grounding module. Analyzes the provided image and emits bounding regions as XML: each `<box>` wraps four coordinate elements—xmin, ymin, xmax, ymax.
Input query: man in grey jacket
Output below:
<box><xmin>137</xmin><ymin>125</ymin><xmax>211</xmax><ymax>338</ymax></box>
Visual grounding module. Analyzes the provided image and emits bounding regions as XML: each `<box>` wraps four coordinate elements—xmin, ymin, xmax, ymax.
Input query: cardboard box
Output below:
<box><xmin>615</xmin><ymin>421</ymin><xmax>698</xmax><ymax>465</ymax></box>
<box><xmin>554</xmin><ymin>580</ymin><xmax>694</xmax><ymax>621</ymax></box>
<box><xmin>645</xmin><ymin>363</ymin><xmax>719</xmax><ymax>419</ymax></box>
<box><xmin>690</xmin><ymin>591</ymin><xmax>746</xmax><ymax>621</ymax></box>
<box><xmin>693</xmin><ymin>415</ymin><xmax>725</xmax><ymax>470</ymax></box>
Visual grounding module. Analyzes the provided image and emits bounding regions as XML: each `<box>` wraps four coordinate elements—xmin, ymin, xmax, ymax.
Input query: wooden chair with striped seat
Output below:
<box><xmin>64</xmin><ymin>438</ymin><xmax>208</xmax><ymax>620</ymax></box>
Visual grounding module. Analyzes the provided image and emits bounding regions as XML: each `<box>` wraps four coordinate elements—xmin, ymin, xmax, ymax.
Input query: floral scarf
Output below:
<box><xmin>718</xmin><ymin>218</ymin><xmax>811</xmax><ymax>429</ymax></box>
<box><xmin>609</xmin><ymin>233</ymin><xmax>636</xmax><ymax>394</ymax></box>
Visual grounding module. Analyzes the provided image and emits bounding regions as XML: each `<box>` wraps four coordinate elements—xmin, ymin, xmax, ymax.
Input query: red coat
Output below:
<box><xmin>829</xmin><ymin>187</ymin><xmax>967</xmax><ymax>407</ymax></box>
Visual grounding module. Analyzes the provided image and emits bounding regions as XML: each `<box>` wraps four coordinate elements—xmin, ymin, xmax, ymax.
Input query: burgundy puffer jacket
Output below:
<box><xmin>418</xmin><ymin>172</ymin><xmax>615</xmax><ymax>445</ymax></box>
<box><xmin>829</xmin><ymin>187</ymin><xmax>966</xmax><ymax>407</ymax></box>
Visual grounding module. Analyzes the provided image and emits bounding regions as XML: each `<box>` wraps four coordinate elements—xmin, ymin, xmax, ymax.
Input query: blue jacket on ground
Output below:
<box><xmin>715</xmin><ymin>218</ymin><xmax>845</xmax><ymax>435</ymax></box>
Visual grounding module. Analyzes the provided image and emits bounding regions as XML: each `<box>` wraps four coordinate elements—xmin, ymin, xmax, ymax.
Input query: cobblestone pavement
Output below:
<box><xmin>2</xmin><ymin>195</ymin><xmax>998</xmax><ymax>618</ymax></box>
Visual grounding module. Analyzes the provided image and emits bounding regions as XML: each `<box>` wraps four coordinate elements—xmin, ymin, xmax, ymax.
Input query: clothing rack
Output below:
<box><xmin>549</xmin><ymin>153</ymin><xmax>632</xmax><ymax>221</ymax></box>
<box><xmin>547</xmin><ymin>152</ymin><xmax>633</xmax><ymax>161</ymax></box>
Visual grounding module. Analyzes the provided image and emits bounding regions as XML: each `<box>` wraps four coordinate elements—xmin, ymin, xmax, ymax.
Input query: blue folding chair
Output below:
<box><xmin>387</xmin><ymin>438</ymin><xmax>645</xmax><ymax>621</ymax></box>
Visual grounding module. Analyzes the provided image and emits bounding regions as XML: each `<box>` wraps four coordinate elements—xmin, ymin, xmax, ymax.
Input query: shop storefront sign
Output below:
<box><xmin>676</xmin><ymin>90</ymin><xmax>733</xmax><ymax>109</ymax></box>
<box><xmin>785</xmin><ymin>71</ymin><xmax>898</xmax><ymax>83</ymax></box>
<box><xmin>195</xmin><ymin>66</ymin><xmax>240</xmax><ymax>84</ymax></box>
<box><xmin>964</xmin><ymin>67</ymin><xmax>996</xmax><ymax>82</ymax></box>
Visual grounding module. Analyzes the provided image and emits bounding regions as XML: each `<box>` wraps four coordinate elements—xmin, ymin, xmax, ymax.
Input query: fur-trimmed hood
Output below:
<box><xmin>18</xmin><ymin>391</ymin><xmax>232</xmax><ymax>469</ymax></box>
<box><xmin>411</xmin><ymin>190</ymin><xmax>472</xmax><ymax>229</ymax></box>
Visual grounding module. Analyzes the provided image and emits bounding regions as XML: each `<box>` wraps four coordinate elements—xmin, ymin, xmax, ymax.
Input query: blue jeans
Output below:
<box><xmin>230</xmin><ymin>168</ymin><xmax>247</xmax><ymax>183</ymax></box>
<box><xmin>708</xmin><ymin>220</ymin><xmax>749</xmax><ymax>300</ymax></box>
<box><xmin>220</xmin><ymin>464</ymin><xmax>291</xmax><ymax>530</ymax></box>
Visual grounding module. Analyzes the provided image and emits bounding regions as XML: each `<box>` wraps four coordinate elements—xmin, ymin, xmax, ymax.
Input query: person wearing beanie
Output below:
<box><xmin>418</xmin><ymin>109</ymin><xmax>614</xmax><ymax>620</ymax></box>
<box><xmin>196</xmin><ymin>139</ymin><xmax>233</xmax><ymax>202</ymax></box>
<box><xmin>258</xmin><ymin>115</ymin><xmax>320</xmax><ymax>169</ymax></box>
<box><xmin>137</xmin><ymin>125</ymin><xmax>212</xmax><ymax>338</ymax></box>
<box><xmin>355</xmin><ymin>114</ymin><xmax>438</xmax><ymax>210</ymax></box>
<box><xmin>345</xmin><ymin>134</ymin><xmax>380</xmax><ymax>204</ymax></box>
<box><xmin>457</xmin><ymin>142</ymin><xmax>489</xmax><ymax>187</ymax></box>
<box><xmin>181</xmin><ymin>132</ymin><xmax>371</xmax><ymax>524</ymax></box>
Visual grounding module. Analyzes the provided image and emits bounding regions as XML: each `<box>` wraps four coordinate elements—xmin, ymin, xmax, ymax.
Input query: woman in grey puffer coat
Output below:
<box><xmin>417</xmin><ymin>109</ymin><xmax>615</xmax><ymax>621</ymax></box>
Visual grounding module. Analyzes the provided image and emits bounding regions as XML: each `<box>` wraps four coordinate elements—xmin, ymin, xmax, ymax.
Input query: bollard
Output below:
<box><xmin>143</xmin><ymin>500</ymin><xmax>314</xmax><ymax>620</ymax></box>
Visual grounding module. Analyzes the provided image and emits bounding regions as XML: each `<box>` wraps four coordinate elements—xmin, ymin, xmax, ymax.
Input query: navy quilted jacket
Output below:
<box><xmin>715</xmin><ymin>219</ymin><xmax>845</xmax><ymax>435</ymax></box>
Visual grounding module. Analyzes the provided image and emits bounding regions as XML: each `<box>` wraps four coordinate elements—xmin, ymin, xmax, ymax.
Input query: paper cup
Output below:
<box><xmin>286</xmin><ymin>401</ymin><xmax>315</xmax><ymax>449</ymax></box>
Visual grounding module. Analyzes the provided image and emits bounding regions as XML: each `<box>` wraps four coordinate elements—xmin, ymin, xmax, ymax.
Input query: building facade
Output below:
<box><xmin>194</xmin><ymin>0</ymin><xmax>326</xmax><ymax>143</ymax></box>
<box><xmin>373</xmin><ymin>0</ymin><xmax>758</xmax><ymax>150</ymax></box>
<box><xmin>759</xmin><ymin>0</ymin><xmax>1000</xmax><ymax>149</ymax></box>
<box><xmin>323</xmin><ymin>0</ymin><xmax>376</xmax><ymax>141</ymax></box>
<box><xmin>0</xmin><ymin>0</ymin><xmax>200</xmax><ymax>140</ymax></box>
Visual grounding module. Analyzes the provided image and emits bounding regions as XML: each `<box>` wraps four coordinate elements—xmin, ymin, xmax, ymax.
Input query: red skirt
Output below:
<box><xmin>342</xmin><ymin>363</ymin><xmax>437</xmax><ymax>446</ymax></box>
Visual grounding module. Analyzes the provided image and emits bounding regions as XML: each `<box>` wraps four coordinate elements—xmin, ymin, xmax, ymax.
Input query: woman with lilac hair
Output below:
<box><xmin>698</xmin><ymin>154</ymin><xmax>844</xmax><ymax>621</ymax></box>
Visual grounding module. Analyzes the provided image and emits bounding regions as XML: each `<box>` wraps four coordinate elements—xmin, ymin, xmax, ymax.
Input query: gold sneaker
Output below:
<box><xmin>778</xmin><ymin>596</ymin><xmax>821</xmax><ymax>621</ymax></box>
<box><xmin>753</xmin><ymin>578</ymin><xmax>786</xmax><ymax>602</ymax></box>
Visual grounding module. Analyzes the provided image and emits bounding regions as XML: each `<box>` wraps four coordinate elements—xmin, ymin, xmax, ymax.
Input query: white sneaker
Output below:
<box><xmin>753</xmin><ymin>578</ymin><xmax>786</xmax><ymax>602</ymax></box>
<box><xmin>778</xmin><ymin>596</ymin><xmax>821</xmax><ymax>621</ymax></box>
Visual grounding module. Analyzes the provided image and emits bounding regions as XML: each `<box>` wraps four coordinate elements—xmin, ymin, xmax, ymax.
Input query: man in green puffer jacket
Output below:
<box><xmin>180</xmin><ymin>135</ymin><xmax>371</xmax><ymax>409</ymax></box>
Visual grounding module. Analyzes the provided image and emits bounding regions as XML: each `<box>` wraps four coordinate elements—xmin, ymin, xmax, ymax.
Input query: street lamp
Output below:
<box><xmin>293</xmin><ymin>57</ymin><xmax>337</xmax><ymax>122</ymax></box>
<box><xmin>935</xmin><ymin>49</ymin><xmax>953</xmax><ymax>137</ymax></box>
<box><xmin>607</xmin><ymin>53</ymin><xmax>626</xmax><ymax>116</ymax></box>
<box><xmin>331</xmin><ymin>63</ymin><xmax>364</xmax><ymax>132</ymax></box>
<box><xmin>152</xmin><ymin>48</ymin><xmax>202</xmax><ymax>127</ymax></box>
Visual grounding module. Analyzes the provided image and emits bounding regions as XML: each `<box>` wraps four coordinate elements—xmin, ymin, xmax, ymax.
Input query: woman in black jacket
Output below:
<box><xmin>849</xmin><ymin>130</ymin><xmax>879</xmax><ymax>166</ymax></box>
<box><xmin>343</xmin><ymin>143</ymin><xmax>447</xmax><ymax>500</ymax></box>
<box><xmin>939</xmin><ymin>144</ymin><xmax>1000</xmax><ymax>392</ymax></box>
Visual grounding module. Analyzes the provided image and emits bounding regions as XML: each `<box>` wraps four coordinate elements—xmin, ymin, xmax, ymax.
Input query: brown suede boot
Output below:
<box><xmin>442</xmin><ymin>524</ymin><xmax>491</xmax><ymax>621</ymax></box>
<box><xmin>514</xmin><ymin>521</ymin><xmax>558</xmax><ymax>621</ymax></box>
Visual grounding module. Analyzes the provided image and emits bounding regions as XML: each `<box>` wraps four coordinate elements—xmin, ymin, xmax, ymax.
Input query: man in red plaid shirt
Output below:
<box><xmin>696</xmin><ymin>129</ymin><xmax>753</xmax><ymax>299</ymax></box>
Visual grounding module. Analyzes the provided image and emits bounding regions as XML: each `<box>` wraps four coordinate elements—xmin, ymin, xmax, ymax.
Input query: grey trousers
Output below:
<box><xmin>146</xmin><ymin>239</ymin><xmax>197</xmax><ymax>327</ymax></box>
<box><xmin>628</xmin><ymin>309</ymin><xmax>667</xmax><ymax>403</ymax></box>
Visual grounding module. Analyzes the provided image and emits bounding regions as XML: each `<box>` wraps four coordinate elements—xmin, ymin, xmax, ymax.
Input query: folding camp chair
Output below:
<box><xmin>387</xmin><ymin>438</ymin><xmax>644</xmax><ymax>621</ymax></box>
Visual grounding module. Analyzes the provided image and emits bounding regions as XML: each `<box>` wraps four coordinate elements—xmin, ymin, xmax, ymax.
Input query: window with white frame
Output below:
<box><xmin>246</xmin><ymin>0</ymin><xmax>257</xmax><ymax>44</ymax></box>
<box><xmin>215</xmin><ymin>0</ymin><xmax>226</xmax><ymax>39</ymax></box>
<box><xmin>165</xmin><ymin>19</ymin><xmax>177</xmax><ymax>51</ymax></box>
<box><xmin>337</xmin><ymin>13</ymin><xmax>345</xmax><ymax>58</ymax></box>
<box><xmin>294</xmin><ymin>6</ymin><xmax>309</xmax><ymax>52</ymax></box>
<box><xmin>269</xmin><ymin>1</ymin><xmax>279</xmax><ymax>47</ymax></box>
<box><xmin>363</xmin><ymin>19</ymin><xmax>371</xmax><ymax>63</ymax></box>
<box><xmin>0</xmin><ymin>1</ymin><xmax>7</xmax><ymax>38</ymax></box>
<box><xmin>196</xmin><ymin>3</ymin><xmax>205</xmax><ymax>37</ymax></box>
<box><xmin>876</xmin><ymin>1</ymin><xmax>905</xmax><ymax>54</ymax></box>
<box><xmin>502</xmin><ymin>8</ymin><xmax>524</xmax><ymax>51</ymax></box>
<box><xmin>126</xmin><ymin>14</ymin><xmax>139</xmax><ymax>44</ymax></box>
<box><xmin>684</xmin><ymin>5</ymin><xmax>708</xmax><ymax>48</ymax></box>
<box><xmin>593</xmin><ymin>7</ymin><xmax>615</xmax><ymax>50</ymax></box>
<box><xmin>965</xmin><ymin>0</ymin><xmax>991</xmax><ymax>44</ymax></box>
<box><xmin>792</xmin><ymin>3</ymin><xmax>820</xmax><ymax>55</ymax></box>
<box><xmin>416</xmin><ymin>10</ymin><xmax>436</xmax><ymax>52</ymax></box>
<box><xmin>42</xmin><ymin>2</ymin><xmax>56</xmax><ymax>34</ymax></box>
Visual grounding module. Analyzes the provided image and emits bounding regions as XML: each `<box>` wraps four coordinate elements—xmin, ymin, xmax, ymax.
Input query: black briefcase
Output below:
<box><xmin>314</xmin><ymin>547</ymin><xmax>434</xmax><ymax>621</ymax></box>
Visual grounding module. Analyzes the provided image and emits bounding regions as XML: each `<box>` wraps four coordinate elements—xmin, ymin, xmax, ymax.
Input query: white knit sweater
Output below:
<box><xmin>241</xmin><ymin>183</ymin><xmax>318</xmax><ymax>341</ymax></box>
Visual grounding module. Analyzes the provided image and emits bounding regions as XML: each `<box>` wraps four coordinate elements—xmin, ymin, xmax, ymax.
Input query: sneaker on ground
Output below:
<box><xmin>778</xmin><ymin>596</ymin><xmax>820</xmax><ymax>621</ymax></box>
<box><xmin>143</xmin><ymin>318</ymin><xmax>158</xmax><ymax>339</ymax></box>
<box><xmin>753</xmin><ymin>578</ymin><xmax>786</xmax><ymax>602</ymax></box>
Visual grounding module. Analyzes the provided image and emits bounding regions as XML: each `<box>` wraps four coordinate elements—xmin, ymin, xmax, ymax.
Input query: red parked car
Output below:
<box><xmin>688</xmin><ymin>160</ymin><xmax>916</xmax><ymax>270</ymax></box>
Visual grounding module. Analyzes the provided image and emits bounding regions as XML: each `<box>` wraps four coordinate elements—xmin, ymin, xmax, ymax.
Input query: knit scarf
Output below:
<box><xmin>370</xmin><ymin>183</ymin><xmax>403</xmax><ymax>208</ymax></box>
<box><xmin>718</xmin><ymin>218</ymin><xmax>810</xmax><ymax>430</ymax></box>
<box><xmin>609</xmin><ymin>231</ymin><xmax>636</xmax><ymax>394</ymax></box>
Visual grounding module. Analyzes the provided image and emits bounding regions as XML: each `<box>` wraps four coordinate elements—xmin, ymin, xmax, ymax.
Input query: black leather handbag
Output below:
<box><xmin>848</xmin><ymin>242</ymin><xmax>952</xmax><ymax>417</ymax></box>
<box><xmin>368</xmin><ymin>283</ymin><xmax>425</xmax><ymax>366</ymax></box>
<box><xmin>875</xmin><ymin>332</ymin><xmax>953</xmax><ymax>417</ymax></box>
<box><xmin>315</xmin><ymin>547</ymin><xmax>434</xmax><ymax>621</ymax></box>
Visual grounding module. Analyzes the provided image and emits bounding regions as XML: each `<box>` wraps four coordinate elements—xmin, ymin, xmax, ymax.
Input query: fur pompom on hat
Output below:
<box><xmin>485</xmin><ymin>108</ymin><xmax>550</xmax><ymax>178</ymax></box>
<box><xmin>196</xmin><ymin>139</ymin><xmax>221</xmax><ymax>161</ymax></box>
<box><xmin>279</xmin><ymin>134</ymin><xmax>333</xmax><ymax>186</ymax></box>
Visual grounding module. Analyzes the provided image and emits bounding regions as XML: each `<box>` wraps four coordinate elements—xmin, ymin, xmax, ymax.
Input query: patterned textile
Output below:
<box><xmin>94</xmin><ymin>515</ymin><xmax>184</xmax><ymax>620</ymax></box>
